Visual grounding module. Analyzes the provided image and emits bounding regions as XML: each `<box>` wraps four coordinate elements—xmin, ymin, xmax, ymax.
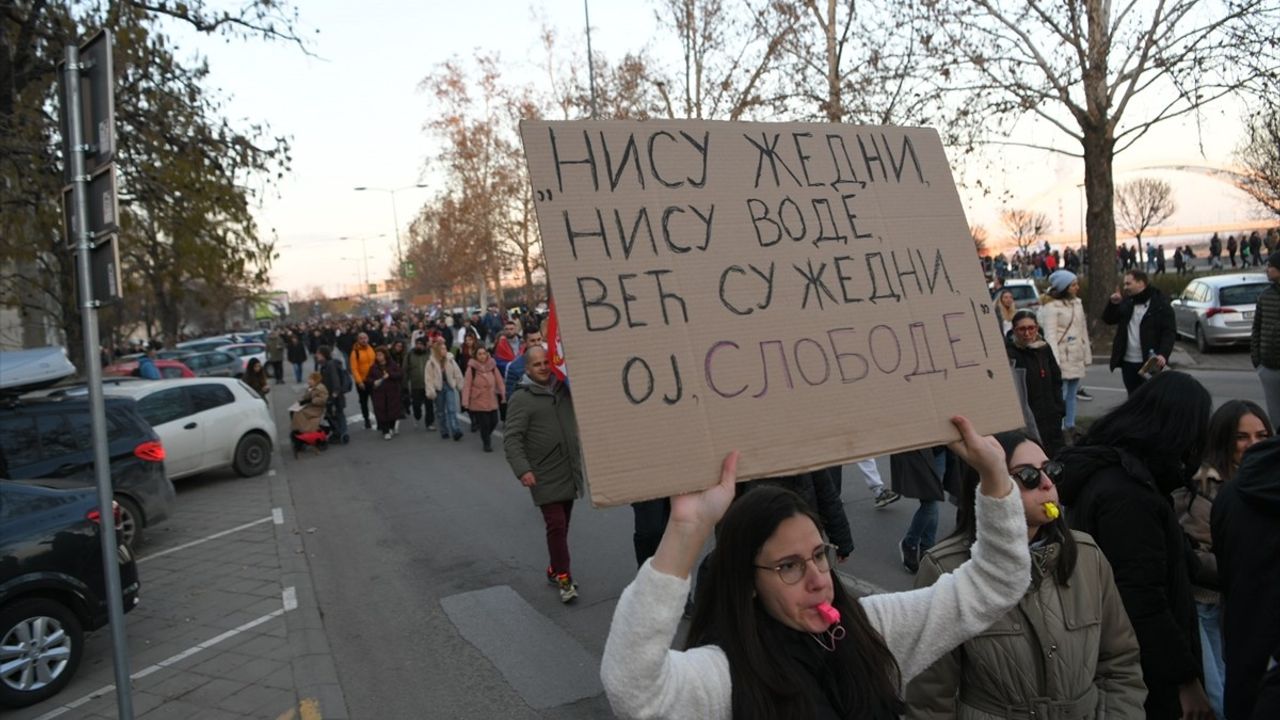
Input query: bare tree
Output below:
<box><xmin>782</xmin><ymin>0</ymin><xmax>943</xmax><ymax>126</ymax></box>
<box><xmin>1002</xmin><ymin>209</ymin><xmax>1051</xmax><ymax>275</ymax></box>
<box><xmin>1116</xmin><ymin>178</ymin><xmax>1177</xmax><ymax>264</ymax></box>
<box><xmin>650</xmin><ymin>0</ymin><xmax>800</xmax><ymax>120</ymax></box>
<box><xmin>971</xmin><ymin>224</ymin><xmax>990</xmax><ymax>256</ymax></box>
<box><xmin>1237</xmin><ymin>112</ymin><xmax>1280</xmax><ymax>218</ymax></box>
<box><xmin>921</xmin><ymin>0</ymin><xmax>1280</xmax><ymax>328</ymax></box>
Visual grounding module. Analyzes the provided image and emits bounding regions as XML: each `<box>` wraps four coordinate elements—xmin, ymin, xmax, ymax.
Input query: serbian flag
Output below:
<box><xmin>546</xmin><ymin>297</ymin><xmax>568</xmax><ymax>382</ymax></box>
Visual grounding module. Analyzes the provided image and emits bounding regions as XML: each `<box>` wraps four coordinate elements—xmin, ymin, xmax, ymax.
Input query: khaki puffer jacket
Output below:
<box><xmin>1039</xmin><ymin>296</ymin><xmax>1092</xmax><ymax>379</ymax></box>
<box><xmin>1170</xmin><ymin>464</ymin><xmax>1222</xmax><ymax>605</ymax></box>
<box><xmin>905</xmin><ymin>531</ymin><xmax>1147</xmax><ymax>720</ymax></box>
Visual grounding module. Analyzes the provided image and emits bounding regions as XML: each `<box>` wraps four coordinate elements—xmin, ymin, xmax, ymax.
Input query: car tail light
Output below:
<box><xmin>1205</xmin><ymin>307</ymin><xmax>1238</xmax><ymax>318</ymax></box>
<box><xmin>134</xmin><ymin>440</ymin><xmax>166</xmax><ymax>462</ymax></box>
<box><xmin>87</xmin><ymin>500</ymin><xmax>123</xmax><ymax>527</ymax></box>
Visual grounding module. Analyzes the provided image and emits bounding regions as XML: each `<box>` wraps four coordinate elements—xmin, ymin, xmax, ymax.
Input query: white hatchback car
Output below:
<box><xmin>103</xmin><ymin>378</ymin><xmax>276</xmax><ymax>480</ymax></box>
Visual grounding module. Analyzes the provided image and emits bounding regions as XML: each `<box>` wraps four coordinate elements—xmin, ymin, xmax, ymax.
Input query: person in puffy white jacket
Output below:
<box><xmin>1039</xmin><ymin>270</ymin><xmax>1092</xmax><ymax>444</ymax></box>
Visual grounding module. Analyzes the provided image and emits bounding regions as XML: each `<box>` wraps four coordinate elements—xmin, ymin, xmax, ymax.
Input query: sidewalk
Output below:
<box><xmin>16</xmin><ymin>412</ymin><xmax>349</xmax><ymax>719</ymax></box>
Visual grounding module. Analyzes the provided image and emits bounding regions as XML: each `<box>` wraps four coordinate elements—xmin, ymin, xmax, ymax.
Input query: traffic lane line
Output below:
<box><xmin>30</xmin><ymin>590</ymin><xmax>296</xmax><ymax>720</ymax></box>
<box><xmin>136</xmin><ymin>514</ymin><xmax>275</xmax><ymax>563</ymax></box>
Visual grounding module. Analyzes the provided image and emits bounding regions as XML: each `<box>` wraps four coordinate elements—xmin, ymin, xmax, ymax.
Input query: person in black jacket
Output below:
<box><xmin>313</xmin><ymin>345</ymin><xmax>349</xmax><ymax>444</ymax></box>
<box><xmin>1210</xmin><ymin>435</ymin><xmax>1280</xmax><ymax>720</ymax></box>
<box><xmin>1102</xmin><ymin>268</ymin><xmax>1177</xmax><ymax>394</ymax></box>
<box><xmin>1005</xmin><ymin>310</ymin><xmax>1065</xmax><ymax>456</ymax></box>
<box><xmin>1056</xmin><ymin>370</ymin><xmax>1214</xmax><ymax>719</ymax></box>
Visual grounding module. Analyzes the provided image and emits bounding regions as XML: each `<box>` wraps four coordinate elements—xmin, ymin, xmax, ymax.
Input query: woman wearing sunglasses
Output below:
<box><xmin>602</xmin><ymin>416</ymin><xmax>1032</xmax><ymax>720</ymax></box>
<box><xmin>905</xmin><ymin>431</ymin><xmax>1146</xmax><ymax>719</ymax></box>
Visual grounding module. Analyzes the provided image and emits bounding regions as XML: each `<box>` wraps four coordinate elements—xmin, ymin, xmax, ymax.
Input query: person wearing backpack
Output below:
<box><xmin>315</xmin><ymin>345</ymin><xmax>349</xmax><ymax>444</ymax></box>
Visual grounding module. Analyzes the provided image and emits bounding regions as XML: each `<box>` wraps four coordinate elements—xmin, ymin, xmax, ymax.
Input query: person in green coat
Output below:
<box><xmin>502</xmin><ymin>345</ymin><xmax>584</xmax><ymax>604</ymax></box>
<box><xmin>404</xmin><ymin>336</ymin><xmax>434</xmax><ymax>431</ymax></box>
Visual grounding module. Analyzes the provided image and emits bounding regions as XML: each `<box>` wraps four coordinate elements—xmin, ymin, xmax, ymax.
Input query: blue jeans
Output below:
<box><xmin>1061</xmin><ymin>377</ymin><xmax>1080</xmax><ymax>429</ymax></box>
<box><xmin>903</xmin><ymin>500</ymin><xmax>939</xmax><ymax>552</ymax></box>
<box><xmin>435</xmin><ymin>386</ymin><xmax>461</xmax><ymax>437</ymax></box>
<box><xmin>1197</xmin><ymin>601</ymin><xmax>1226</xmax><ymax>719</ymax></box>
<box><xmin>292</xmin><ymin>362</ymin><xmax>304</xmax><ymax>383</ymax></box>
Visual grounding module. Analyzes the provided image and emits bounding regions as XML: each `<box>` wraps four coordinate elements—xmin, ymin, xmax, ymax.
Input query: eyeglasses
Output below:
<box><xmin>1009</xmin><ymin>460</ymin><xmax>1064</xmax><ymax>490</ymax></box>
<box><xmin>754</xmin><ymin>544</ymin><xmax>837</xmax><ymax>585</ymax></box>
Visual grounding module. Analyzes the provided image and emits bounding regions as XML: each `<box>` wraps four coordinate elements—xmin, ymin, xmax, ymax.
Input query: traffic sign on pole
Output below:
<box><xmin>74</xmin><ymin>233</ymin><xmax>124</xmax><ymax>305</ymax></box>
<box><xmin>58</xmin><ymin>29</ymin><xmax>115</xmax><ymax>184</ymax></box>
<box><xmin>62</xmin><ymin>164</ymin><xmax>119</xmax><ymax>249</ymax></box>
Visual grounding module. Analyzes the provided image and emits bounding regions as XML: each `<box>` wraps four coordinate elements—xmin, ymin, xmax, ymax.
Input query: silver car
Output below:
<box><xmin>180</xmin><ymin>350</ymin><xmax>243</xmax><ymax>378</ymax></box>
<box><xmin>1172</xmin><ymin>273</ymin><xmax>1269</xmax><ymax>351</ymax></box>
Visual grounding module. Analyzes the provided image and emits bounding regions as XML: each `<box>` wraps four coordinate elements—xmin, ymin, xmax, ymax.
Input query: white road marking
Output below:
<box><xmin>30</xmin><ymin>606</ymin><xmax>289</xmax><ymax>720</ymax></box>
<box><xmin>137</xmin><ymin>516</ymin><xmax>272</xmax><ymax>564</ymax></box>
<box><xmin>268</xmin><ymin>469</ymin><xmax>277</xmax><ymax>477</ymax></box>
<box><xmin>272</xmin><ymin>507</ymin><xmax>285</xmax><ymax>525</ymax></box>
<box><xmin>282</xmin><ymin>585</ymin><xmax>298</xmax><ymax>611</ymax></box>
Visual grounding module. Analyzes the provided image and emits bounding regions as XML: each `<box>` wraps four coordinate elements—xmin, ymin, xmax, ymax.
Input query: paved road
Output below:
<box><xmin>281</xmin><ymin>357</ymin><xmax>1261</xmax><ymax>718</ymax></box>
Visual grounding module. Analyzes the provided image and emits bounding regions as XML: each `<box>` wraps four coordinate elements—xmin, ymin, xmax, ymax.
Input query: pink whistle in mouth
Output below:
<box><xmin>816</xmin><ymin>602</ymin><xmax>840</xmax><ymax>626</ymax></box>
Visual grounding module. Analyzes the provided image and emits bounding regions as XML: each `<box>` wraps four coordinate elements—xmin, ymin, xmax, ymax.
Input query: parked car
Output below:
<box><xmin>0</xmin><ymin>395</ymin><xmax>174</xmax><ymax>551</ymax></box>
<box><xmin>1172</xmin><ymin>273</ymin><xmax>1269</xmax><ymax>351</ymax></box>
<box><xmin>990</xmin><ymin>278</ymin><xmax>1041</xmax><ymax>310</ymax></box>
<box><xmin>103</xmin><ymin>358</ymin><xmax>195</xmax><ymax>379</ymax></box>
<box><xmin>179</xmin><ymin>350</ymin><xmax>242</xmax><ymax>378</ymax></box>
<box><xmin>0</xmin><ymin>480</ymin><xmax>140</xmax><ymax>708</ymax></box>
<box><xmin>103</xmin><ymin>378</ymin><xmax>277</xmax><ymax>480</ymax></box>
<box><xmin>175</xmin><ymin>336</ymin><xmax>234</xmax><ymax>353</ymax></box>
<box><xmin>217</xmin><ymin>343</ymin><xmax>267</xmax><ymax>374</ymax></box>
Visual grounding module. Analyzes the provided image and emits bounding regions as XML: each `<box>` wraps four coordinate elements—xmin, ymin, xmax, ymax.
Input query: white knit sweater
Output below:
<box><xmin>600</xmin><ymin>484</ymin><xmax>1030</xmax><ymax>720</ymax></box>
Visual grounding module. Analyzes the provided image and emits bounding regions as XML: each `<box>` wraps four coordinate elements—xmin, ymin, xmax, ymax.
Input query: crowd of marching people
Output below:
<box><xmin>137</xmin><ymin>238</ymin><xmax>1279</xmax><ymax>719</ymax></box>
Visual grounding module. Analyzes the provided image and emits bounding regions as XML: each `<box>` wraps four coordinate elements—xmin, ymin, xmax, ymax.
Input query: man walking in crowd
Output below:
<box><xmin>1227</xmin><ymin>234</ymin><xmax>1239</xmax><ymax>267</ymax></box>
<box><xmin>267</xmin><ymin>330</ymin><xmax>286</xmax><ymax>384</ymax></box>
<box><xmin>404</xmin><ymin>336</ymin><xmax>434</xmax><ymax>431</ymax></box>
<box><xmin>1103</xmin><ymin>269</ymin><xmax>1176</xmax><ymax>394</ymax></box>
<box><xmin>503</xmin><ymin>345</ymin><xmax>584</xmax><ymax>604</ymax></box>
<box><xmin>314</xmin><ymin>345</ymin><xmax>349</xmax><ymax>444</ymax></box>
<box><xmin>349</xmin><ymin>332</ymin><xmax>377</xmax><ymax>430</ymax></box>
<box><xmin>480</xmin><ymin>304</ymin><xmax>504</xmax><ymax>345</ymax></box>
<box><xmin>1254</xmin><ymin>253</ymin><xmax>1280</xmax><ymax>423</ymax></box>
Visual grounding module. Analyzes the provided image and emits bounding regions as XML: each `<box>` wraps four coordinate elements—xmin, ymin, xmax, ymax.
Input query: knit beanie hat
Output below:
<box><xmin>1048</xmin><ymin>270</ymin><xmax>1077</xmax><ymax>294</ymax></box>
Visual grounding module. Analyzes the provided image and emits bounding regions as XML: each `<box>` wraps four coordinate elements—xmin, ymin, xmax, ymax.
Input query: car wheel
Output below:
<box><xmin>233</xmin><ymin>432</ymin><xmax>272</xmax><ymax>477</ymax></box>
<box><xmin>114</xmin><ymin>495</ymin><xmax>143</xmax><ymax>552</ymax></box>
<box><xmin>0</xmin><ymin>598</ymin><xmax>84</xmax><ymax>708</ymax></box>
<box><xmin>1195</xmin><ymin>324</ymin><xmax>1211</xmax><ymax>353</ymax></box>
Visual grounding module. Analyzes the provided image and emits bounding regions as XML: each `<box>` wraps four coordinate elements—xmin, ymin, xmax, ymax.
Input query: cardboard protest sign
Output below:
<box><xmin>518</xmin><ymin>120</ymin><xmax>1024</xmax><ymax>507</ymax></box>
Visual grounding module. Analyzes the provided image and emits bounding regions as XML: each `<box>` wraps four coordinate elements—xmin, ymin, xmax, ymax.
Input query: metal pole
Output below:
<box><xmin>389</xmin><ymin>191</ymin><xmax>403</xmax><ymax>299</ymax></box>
<box><xmin>65</xmin><ymin>42</ymin><xmax>134</xmax><ymax>720</ymax></box>
<box><xmin>584</xmin><ymin>0</ymin><xmax>598</xmax><ymax>119</ymax></box>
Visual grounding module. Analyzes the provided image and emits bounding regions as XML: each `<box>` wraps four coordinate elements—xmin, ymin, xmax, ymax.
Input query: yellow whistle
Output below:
<box><xmin>1043</xmin><ymin>502</ymin><xmax>1060</xmax><ymax>520</ymax></box>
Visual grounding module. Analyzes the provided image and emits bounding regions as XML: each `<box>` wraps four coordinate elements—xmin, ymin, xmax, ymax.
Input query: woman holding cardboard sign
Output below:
<box><xmin>600</xmin><ymin>416</ymin><xmax>1031</xmax><ymax>720</ymax></box>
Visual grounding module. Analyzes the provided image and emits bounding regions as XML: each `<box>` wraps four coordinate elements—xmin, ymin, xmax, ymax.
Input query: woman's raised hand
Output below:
<box><xmin>670</xmin><ymin>451</ymin><xmax>740</xmax><ymax>531</ymax></box>
<box><xmin>651</xmin><ymin>451</ymin><xmax>739</xmax><ymax>579</ymax></box>
<box><xmin>946</xmin><ymin>415</ymin><xmax>1013</xmax><ymax>498</ymax></box>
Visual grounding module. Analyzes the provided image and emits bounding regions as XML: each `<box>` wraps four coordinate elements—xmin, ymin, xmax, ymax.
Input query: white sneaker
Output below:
<box><xmin>393</xmin><ymin>420</ymin><xmax>400</xmax><ymax>435</ymax></box>
<box><xmin>383</xmin><ymin>432</ymin><xmax>392</xmax><ymax>440</ymax></box>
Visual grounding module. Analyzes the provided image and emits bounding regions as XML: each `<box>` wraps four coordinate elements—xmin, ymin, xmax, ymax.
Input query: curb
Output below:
<box><xmin>267</xmin><ymin>462</ymin><xmax>352</xmax><ymax>719</ymax></box>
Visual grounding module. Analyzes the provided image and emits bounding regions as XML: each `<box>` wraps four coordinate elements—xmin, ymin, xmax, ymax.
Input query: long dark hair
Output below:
<box><xmin>1080</xmin><ymin>371</ymin><xmax>1211</xmax><ymax>486</ymax></box>
<box><xmin>952</xmin><ymin>431</ymin><xmax>1077</xmax><ymax>586</ymax></box>
<box><xmin>1203</xmin><ymin>400</ymin><xmax>1274</xmax><ymax>481</ymax></box>
<box><xmin>685</xmin><ymin>486</ymin><xmax>903</xmax><ymax>719</ymax></box>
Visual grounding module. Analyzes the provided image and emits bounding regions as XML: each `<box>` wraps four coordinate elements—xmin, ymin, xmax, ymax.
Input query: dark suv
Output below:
<box><xmin>0</xmin><ymin>395</ymin><xmax>175</xmax><ymax>551</ymax></box>
<box><xmin>0</xmin><ymin>479</ymin><xmax>141</xmax><ymax>707</ymax></box>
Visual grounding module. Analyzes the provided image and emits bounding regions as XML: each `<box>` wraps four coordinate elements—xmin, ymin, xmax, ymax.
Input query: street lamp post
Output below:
<box><xmin>353</xmin><ymin>184</ymin><xmax>428</xmax><ymax>293</ymax></box>
<box><xmin>339</xmin><ymin>233</ymin><xmax>384</xmax><ymax>292</ymax></box>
